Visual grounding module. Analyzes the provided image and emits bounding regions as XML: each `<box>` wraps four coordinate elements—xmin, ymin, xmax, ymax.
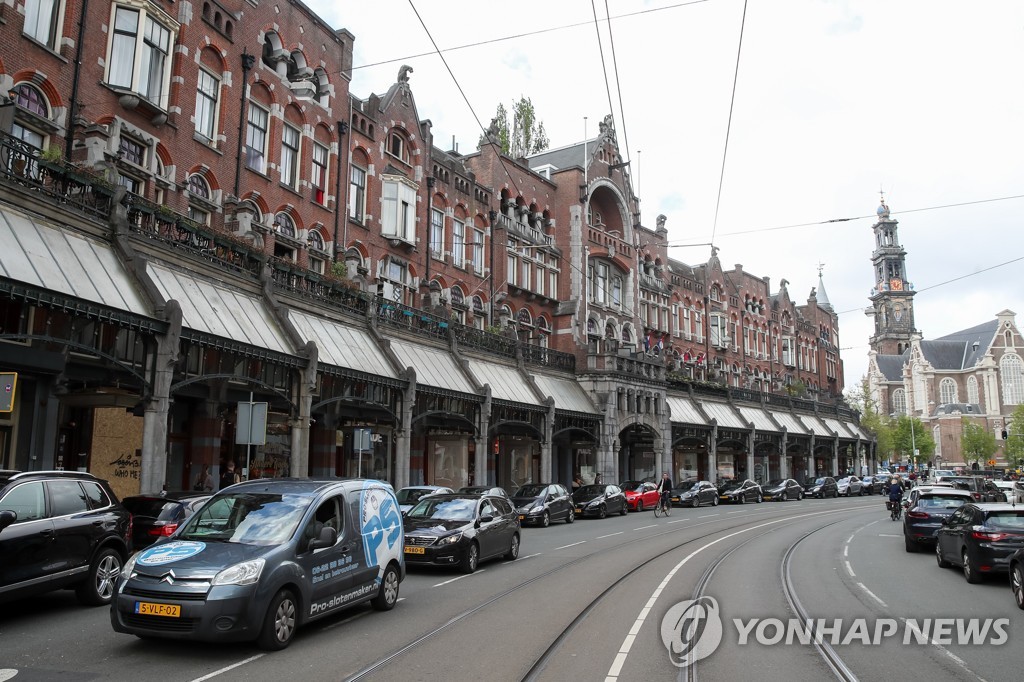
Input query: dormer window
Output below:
<box><xmin>388</xmin><ymin>131</ymin><xmax>409</xmax><ymax>163</ymax></box>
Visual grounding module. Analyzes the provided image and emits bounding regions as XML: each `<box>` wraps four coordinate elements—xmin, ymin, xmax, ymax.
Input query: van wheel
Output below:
<box><xmin>372</xmin><ymin>564</ymin><xmax>400</xmax><ymax>611</ymax></box>
<box><xmin>258</xmin><ymin>589</ymin><xmax>298</xmax><ymax>650</ymax></box>
<box><xmin>76</xmin><ymin>548</ymin><xmax>122</xmax><ymax>606</ymax></box>
<box><xmin>461</xmin><ymin>542</ymin><xmax>480</xmax><ymax>574</ymax></box>
<box><xmin>505</xmin><ymin>534</ymin><xmax>520</xmax><ymax>561</ymax></box>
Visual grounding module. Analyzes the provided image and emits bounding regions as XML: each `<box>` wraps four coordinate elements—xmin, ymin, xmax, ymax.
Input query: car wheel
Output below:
<box><xmin>504</xmin><ymin>533</ymin><xmax>520</xmax><ymax>561</ymax></box>
<box><xmin>75</xmin><ymin>547</ymin><xmax>122</xmax><ymax>606</ymax></box>
<box><xmin>781</xmin><ymin>492</ymin><xmax>788</xmax><ymax>502</ymax></box>
<box><xmin>712</xmin><ymin>496</ymin><xmax>718</xmax><ymax>506</ymax></box>
<box><xmin>756</xmin><ymin>493</ymin><xmax>763</xmax><ymax>504</ymax></box>
<box><xmin>936</xmin><ymin>543</ymin><xmax>952</xmax><ymax>568</ymax></box>
<box><xmin>636</xmin><ymin>500</ymin><xmax>644</xmax><ymax>513</ymax></box>
<box><xmin>598</xmin><ymin>504</ymin><xmax>607</xmax><ymax>519</ymax></box>
<box><xmin>962</xmin><ymin>550</ymin><xmax>983</xmax><ymax>584</ymax></box>
<box><xmin>619</xmin><ymin>503</ymin><xmax>627</xmax><ymax>516</ymax></box>
<box><xmin>372</xmin><ymin>564</ymin><xmax>400</xmax><ymax>611</ymax></box>
<box><xmin>797</xmin><ymin>491</ymin><xmax>803</xmax><ymax>501</ymax></box>
<box><xmin>461</xmin><ymin>542</ymin><xmax>480</xmax><ymax>574</ymax></box>
<box><xmin>258</xmin><ymin>589</ymin><xmax>298</xmax><ymax>650</ymax></box>
<box><xmin>691</xmin><ymin>497</ymin><xmax>699</xmax><ymax>508</ymax></box>
<box><xmin>1011</xmin><ymin>564</ymin><xmax>1024</xmax><ymax>610</ymax></box>
<box><xmin>540</xmin><ymin>511</ymin><xmax>550</xmax><ymax>528</ymax></box>
<box><xmin>565</xmin><ymin>508</ymin><xmax>575</xmax><ymax>524</ymax></box>
<box><xmin>904</xmin><ymin>536</ymin><xmax>918</xmax><ymax>553</ymax></box>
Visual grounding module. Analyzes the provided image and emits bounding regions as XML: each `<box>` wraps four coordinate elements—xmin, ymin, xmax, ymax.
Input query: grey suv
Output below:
<box><xmin>0</xmin><ymin>470</ymin><xmax>132</xmax><ymax>606</ymax></box>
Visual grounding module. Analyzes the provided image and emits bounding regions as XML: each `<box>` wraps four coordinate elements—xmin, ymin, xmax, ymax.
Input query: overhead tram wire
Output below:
<box><xmin>710</xmin><ymin>0</ymin><xmax>749</xmax><ymax>245</ymax></box>
<box><xmin>603</xmin><ymin>0</ymin><xmax>632</xmax><ymax>165</ymax></box>
<box><xmin>590</xmin><ymin>0</ymin><xmax>618</xmax><ymax>137</ymax></box>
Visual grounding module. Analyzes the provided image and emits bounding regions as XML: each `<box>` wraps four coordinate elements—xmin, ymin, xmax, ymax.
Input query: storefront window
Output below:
<box><xmin>431</xmin><ymin>438</ymin><xmax>469</xmax><ymax>489</ymax></box>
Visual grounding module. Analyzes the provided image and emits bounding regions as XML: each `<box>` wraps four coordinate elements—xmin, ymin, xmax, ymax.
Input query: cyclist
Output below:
<box><xmin>656</xmin><ymin>472</ymin><xmax>673</xmax><ymax>514</ymax></box>
<box><xmin>887</xmin><ymin>477</ymin><xmax>904</xmax><ymax>519</ymax></box>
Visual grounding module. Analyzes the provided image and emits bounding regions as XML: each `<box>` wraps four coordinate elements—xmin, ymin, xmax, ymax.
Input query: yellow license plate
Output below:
<box><xmin>519</xmin><ymin>515</ymin><xmax>525</xmax><ymax>520</ymax></box>
<box><xmin>574</xmin><ymin>507</ymin><xmax>582</xmax><ymax>514</ymax></box>
<box><xmin>404</xmin><ymin>546</ymin><xmax>425</xmax><ymax>554</ymax></box>
<box><xmin>134</xmin><ymin>601</ymin><xmax>180</xmax><ymax>617</ymax></box>
<box><xmin>671</xmin><ymin>497</ymin><xmax>680</xmax><ymax>502</ymax></box>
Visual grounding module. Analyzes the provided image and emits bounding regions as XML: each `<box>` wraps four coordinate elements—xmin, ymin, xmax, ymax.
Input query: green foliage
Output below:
<box><xmin>784</xmin><ymin>380</ymin><xmax>807</xmax><ymax>398</ymax></box>
<box><xmin>890</xmin><ymin>415</ymin><xmax>934</xmax><ymax>465</ymax></box>
<box><xmin>487</xmin><ymin>97</ymin><xmax>550</xmax><ymax>158</ymax></box>
<box><xmin>1006</xmin><ymin>404</ymin><xmax>1024</xmax><ymax>467</ymax></box>
<box><xmin>40</xmin><ymin>145</ymin><xmax>63</xmax><ymax>163</ymax></box>
<box><xmin>961</xmin><ymin>418</ymin><xmax>997</xmax><ymax>465</ymax></box>
<box><xmin>329</xmin><ymin>261</ymin><xmax>348</xmax><ymax>280</ymax></box>
<box><xmin>849</xmin><ymin>380</ymin><xmax>893</xmax><ymax>456</ymax></box>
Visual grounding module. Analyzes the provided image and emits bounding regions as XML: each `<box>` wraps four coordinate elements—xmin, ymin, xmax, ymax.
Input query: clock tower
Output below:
<box><xmin>867</xmin><ymin>198</ymin><xmax>917</xmax><ymax>355</ymax></box>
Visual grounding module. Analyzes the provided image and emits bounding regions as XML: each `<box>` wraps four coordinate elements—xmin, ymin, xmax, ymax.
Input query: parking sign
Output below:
<box><xmin>0</xmin><ymin>372</ymin><xmax>16</xmax><ymax>413</ymax></box>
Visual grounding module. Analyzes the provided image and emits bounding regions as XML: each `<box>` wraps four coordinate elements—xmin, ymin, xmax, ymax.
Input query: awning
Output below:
<box><xmin>389</xmin><ymin>339</ymin><xmax>475</xmax><ymax>394</ymax></box>
<box><xmin>701</xmin><ymin>401</ymin><xmax>748</xmax><ymax>429</ymax></box>
<box><xmin>737</xmin><ymin>406</ymin><xmax>780</xmax><ymax>433</ymax></box>
<box><xmin>147</xmin><ymin>262</ymin><xmax>293</xmax><ymax>354</ymax></box>
<box><xmin>822</xmin><ymin>417</ymin><xmax>857</xmax><ymax>439</ymax></box>
<box><xmin>533</xmin><ymin>373</ymin><xmax>599</xmax><ymax>414</ymax></box>
<box><xmin>797</xmin><ymin>414</ymin><xmax>835</xmax><ymax>438</ymax></box>
<box><xmin>770</xmin><ymin>411</ymin><xmax>810</xmax><ymax>435</ymax></box>
<box><xmin>290</xmin><ymin>310</ymin><xmax>398</xmax><ymax>379</ymax></box>
<box><xmin>0</xmin><ymin>204</ymin><xmax>151</xmax><ymax>316</ymax></box>
<box><xmin>666</xmin><ymin>396</ymin><xmax>706</xmax><ymax>425</ymax></box>
<box><xmin>465</xmin><ymin>357</ymin><xmax>541</xmax><ymax>405</ymax></box>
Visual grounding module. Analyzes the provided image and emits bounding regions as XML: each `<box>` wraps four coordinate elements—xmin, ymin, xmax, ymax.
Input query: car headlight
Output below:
<box><xmin>120</xmin><ymin>554</ymin><xmax>138</xmax><ymax>580</ymax></box>
<box><xmin>212</xmin><ymin>558</ymin><xmax>265</xmax><ymax>586</ymax></box>
<box><xmin>530</xmin><ymin>503</ymin><xmax>544</xmax><ymax>513</ymax></box>
<box><xmin>437</xmin><ymin>532</ymin><xmax>463</xmax><ymax>546</ymax></box>
<box><xmin>586</xmin><ymin>499</ymin><xmax>602</xmax><ymax>507</ymax></box>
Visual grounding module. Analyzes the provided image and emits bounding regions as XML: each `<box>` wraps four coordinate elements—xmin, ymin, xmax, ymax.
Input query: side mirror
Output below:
<box><xmin>479</xmin><ymin>514</ymin><xmax>494</xmax><ymax>523</ymax></box>
<box><xmin>308</xmin><ymin>525</ymin><xmax>338</xmax><ymax>552</ymax></box>
<box><xmin>0</xmin><ymin>509</ymin><xmax>16</xmax><ymax>530</ymax></box>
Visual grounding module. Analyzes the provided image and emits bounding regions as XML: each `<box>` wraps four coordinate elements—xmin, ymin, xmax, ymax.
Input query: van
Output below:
<box><xmin>110</xmin><ymin>478</ymin><xmax>404</xmax><ymax>649</ymax></box>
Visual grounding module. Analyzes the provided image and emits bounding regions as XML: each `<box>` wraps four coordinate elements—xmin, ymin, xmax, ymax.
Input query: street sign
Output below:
<box><xmin>236</xmin><ymin>401</ymin><xmax>268</xmax><ymax>445</ymax></box>
<box><xmin>0</xmin><ymin>372</ymin><xmax>17</xmax><ymax>413</ymax></box>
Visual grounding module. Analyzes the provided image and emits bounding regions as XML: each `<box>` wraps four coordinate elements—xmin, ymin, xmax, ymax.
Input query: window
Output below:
<box><xmin>187</xmin><ymin>174</ymin><xmax>211</xmax><ymax>225</ymax></box>
<box><xmin>275</xmin><ymin>213</ymin><xmax>296</xmax><ymax>238</ymax></box>
<box><xmin>430</xmin><ymin>208</ymin><xmax>444</xmax><ymax>257</ymax></box>
<box><xmin>939</xmin><ymin>378</ymin><xmax>958</xmax><ymax>405</ymax></box>
<box><xmin>381</xmin><ymin>177</ymin><xmax>417</xmax><ymax>243</ymax></box>
<box><xmin>591</xmin><ymin>262</ymin><xmax>608</xmax><ymax>304</ymax></box>
<box><xmin>245</xmin><ymin>104</ymin><xmax>269</xmax><ymax>173</ymax></box>
<box><xmin>24</xmin><ymin>0</ymin><xmax>62</xmax><ymax>49</ymax></box>
<box><xmin>307</xmin><ymin>230</ymin><xmax>325</xmax><ymax>252</ymax></box>
<box><xmin>280</xmin><ymin>124</ymin><xmax>300</xmax><ymax>188</ymax></box>
<box><xmin>472</xmin><ymin>229</ymin><xmax>484</xmax><ymax>274</ymax></box>
<box><xmin>119</xmin><ymin>134</ymin><xmax>145</xmax><ymax>166</ymax></box>
<box><xmin>611</xmin><ymin>276</ymin><xmax>622</xmax><ymax>307</ymax></box>
<box><xmin>892</xmin><ymin>388</ymin><xmax>907</xmax><ymax>415</ymax></box>
<box><xmin>107</xmin><ymin>6</ymin><xmax>173</xmax><ymax>106</ymax></box>
<box><xmin>311</xmin><ymin>142</ymin><xmax>329</xmax><ymax>205</ymax></box>
<box><xmin>710</xmin><ymin>314</ymin><xmax>727</xmax><ymax>348</ymax></box>
<box><xmin>13</xmin><ymin>83</ymin><xmax>48</xmax><ymax>118</ymax></box>
<box><xmin>117</xmin><ymin>172</ymin><xmax>142</xmax><ymax>194</ymax></box>
<box><xmin>388</xmin><ymin>131</ymin><xmax>408</xmax><ymax>163</ymax></box>
<box><xmin>348</xmin><ymin>164</ymin><xmax>366</xmax><ymax>223</ymax></box>
<box><xmin>194</xmin><ymin>69</ymin><xmax>219</xmax><ymax>142</ymax></box>
<box><xmin>507</xmin><ymin>253</ymin><xmax>517</xmax><ymax>286</ymax></box>
<box><xmin>452</xmin><ymin>218</ymin><xmax>465</xmax><ymax>267</ymax></box>
<box><xmin>967</xmin><ymin>375</ymin><xmax>980</xmax><ymax>405</ymax></box>
<box><xmin>1001</xmin><ymin>354</ymin><xmax>1023</xmax><ymax>405</ymax></box>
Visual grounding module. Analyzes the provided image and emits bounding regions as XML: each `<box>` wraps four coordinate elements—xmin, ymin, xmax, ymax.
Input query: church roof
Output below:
<box><xmin>920</xmin><ymin>319</ymin><xmax>999</xmax><ymax>370</ymax></box>
<box><xmin>816</xmin><ymin>272</ymin><xmax>832</xmax><ymax>311</ymax></box>
<box><xmin>875</xmin><ymin>353</ymin><xmax>907</xmax><ymax>381</ymax></box>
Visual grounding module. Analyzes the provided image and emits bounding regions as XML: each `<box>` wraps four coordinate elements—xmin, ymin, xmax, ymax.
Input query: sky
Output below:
<box><xmin>307</xmin><ymin>0</ymin><xmax>1024</xmax><ymax>395</ymax></box>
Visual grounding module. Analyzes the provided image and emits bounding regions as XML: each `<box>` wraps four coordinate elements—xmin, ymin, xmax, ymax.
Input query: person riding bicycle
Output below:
<box><xmin>656</xmin><ymin>472</ymin><xmax>674</xmax><ymax>511</ymax></box>
<box><xmin>887</xmin><ymin>477</ymin><xmax>904</xmax><ymax>512</ymax></box>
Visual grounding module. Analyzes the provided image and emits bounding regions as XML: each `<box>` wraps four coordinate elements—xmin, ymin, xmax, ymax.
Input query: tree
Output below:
<box><xmin>1006</xmin><ymin>405</ymin><xmax>1024</xmax><ymax>469</ymax></box>
<box><xmin>890</xmin><ymin>415</ymin><xmax>934</xmax><ymax>468</ymax></box>
<box><xmin>847</xmin><ymin>379</ymin><xmax>892</xmax><ymax>462</ymax></box>
<box><xmin>483</xmin><ymin>97</ymin><xmax>549</xmax><ymax>158</ymax></box>
<box><xmin>961</xmin><ymin>419</ymin><xmax>997</xmax><ymax>469</ymax></box>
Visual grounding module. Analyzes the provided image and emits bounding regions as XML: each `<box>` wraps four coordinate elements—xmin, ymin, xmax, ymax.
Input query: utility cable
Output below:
<box><xmin>710</xmin><ymin>0</ymin><xmax>748</xmax><ymax>244</ymax></box>
<box><xmin>590</xmin><ymin>0</ymin><xmax>618</xmax><ymax>136</ymax></box>
<box><xmin>603</xmin><ymin>0</ymin><xmax>632</xmax><ymax>165</ymax></box>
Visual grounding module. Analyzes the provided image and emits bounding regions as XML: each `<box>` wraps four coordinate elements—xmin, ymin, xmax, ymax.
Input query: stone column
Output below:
<box><xmin>140</xmin><ymin>301</ymin><xmax>181</xmax><ymax>495</ymax></box>
<box><xmin>395</xmin><ymin>370</ymin><xmax>417</xmax><ymax>490</ymax></box>
<box><xmin>290</xmin><ymin>341</ymin><xmax>318</xmax><ymax>478</ymax></box>
<box><xmin>542</xmin><ymin>398</ymin><xmax>555</xmax><ymax>482</ymax></box>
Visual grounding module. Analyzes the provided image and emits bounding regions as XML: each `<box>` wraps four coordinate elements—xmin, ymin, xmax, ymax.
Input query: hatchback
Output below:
<box><xmin>572</xmin><ymin>484</ymin><xmax>628</xmax><ymax>518</ymax></box>
<box><xmin>803</xmin><ymin>477</ymin><xmax>838</xmax><ymax>499</ymax></box>
<box><xmin>670</xmin><ymin>480</ymin><xmax>719</xmax><ymax>508</ymax></box>
<box><xmin>121</xmin><ymin>492</ymin><xmax>212</xmax><ymax>550</ymax></box>
<box><xmin>511</xmin><ymin>483</ymin><xmax>574</xmax><ymax>525</ymax></box>
<box><xmin>903</xmin><ymin>489</ymin><xmax>973</xmax><ymax>552</ymax></box>
<box><xmin>936</xmin><ymin>503</ymin><xmax>1024</xmax><ymax>583</ymax></box>
<box><xmin>761</xmin><ymin>479</ymin><xmax>803</xmax><ymax>502</ymax></box>
<box><xmin>403</xmin><ymin>493</ymin><xmax>520</xmax><ymax>572</ymax></box>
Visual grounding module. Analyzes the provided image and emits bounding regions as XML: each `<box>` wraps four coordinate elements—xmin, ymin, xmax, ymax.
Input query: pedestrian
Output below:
<box><xmin>193</xmin><ymin>464</ymin><xmax>213</xmax><ymax>491</ymax></box>
<box><xmin>594</xmin><ymin>472</ymin><xmax>603</xmax><ymax>485</ymax></box>
<box><xmin>220</xmin><ymin>461</ymin><xmax>241</xmax><ymax>489</ymax></box>
<box><xmin>572</xmin><ymin>473</ymin><xmax>583</xmax><ymax>491</ymax></box>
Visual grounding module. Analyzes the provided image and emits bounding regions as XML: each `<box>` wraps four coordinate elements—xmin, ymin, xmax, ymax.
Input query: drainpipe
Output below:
<box><xmin>332</xmin><ymin>119</ymin><xmax>348</xmax><ymax>264</ymax></box>
<box><xmin>425</xmin><ymin>176</ymin><xmax>435</xmax><ymax>291</ymax></box>
<box><xmin>233</xmin><ymin>50</ymin><xmax>256</xmax><ymax>199</ymax></box>
<box><xmin>64</xmin><ymin>0</ymin><xmax>90</xmax><ymax>158</ymax></box>
<box><xmin>488</xmin><ymin>209</ymin><xmax>497</xmax><ymax>324</ymax></box>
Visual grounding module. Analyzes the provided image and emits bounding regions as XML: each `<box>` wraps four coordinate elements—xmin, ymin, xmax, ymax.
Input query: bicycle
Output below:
<box><xmin>888</xmin><ymin>499</ymin><xmax>902</xmax><ymax>521</ymax></box>
<box><xmin>654</xmin><ymin>494</ymin><xmax>671</xmax><ymax>518</ymax></box>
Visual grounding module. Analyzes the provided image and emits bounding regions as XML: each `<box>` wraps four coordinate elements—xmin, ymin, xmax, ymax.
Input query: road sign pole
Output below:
<box><xmin>246</xmin><ymin>392</ymin><xmax>254</xmax><ymax>480</ymax></box>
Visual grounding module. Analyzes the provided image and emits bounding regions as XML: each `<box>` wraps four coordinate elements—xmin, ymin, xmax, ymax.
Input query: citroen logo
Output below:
<box><xmin>160</xmin><ymin>570</ymin><xmax>177</xmax><ymax>585</ymax></box>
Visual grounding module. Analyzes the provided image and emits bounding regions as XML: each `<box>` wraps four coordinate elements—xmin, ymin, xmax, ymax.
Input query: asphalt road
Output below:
<box><xmin>1</xmin><ymin>494</ymin><xmax>1019</xmax><ymax>681</ymax></box>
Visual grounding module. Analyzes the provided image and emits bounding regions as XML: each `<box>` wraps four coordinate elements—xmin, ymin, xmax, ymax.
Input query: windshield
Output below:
<box><xmin>621</xmin><ymin>481</ymin><xmax>644</xmax><ymax>492</ymax></box>
<box><xmin>986</xmin><ymin>512</ymin><xmax>1024</xmax><ymax>529</ymax></box>
<box><xmin>766</xmin><ymin>480</ymin><xmax>785</xmax><ymax>487</ymax></box>
<box><xmin>177</xmin><ymin>492</ymin><xmax>311</xmax><ymax>546</ymax></box>
<box><xmin>407</xmin><ymin>497</ymin><xmax>476</xmax><ymax>521</ymax></box>
<box><xmin>574</xmin><ymin>485</ymin><xmax>606</xmax><ymax>499</ymax></box>
<box><xmin>514</xmin><ymin>485</ymin><xmax>547</xmax><ymax>498</ymax></box>
<box><xmin>917</xmin><ymin>496</ymin><xmax>969</xmax><ymax>510</ymax></box>
<box><xmin>397</xmin><ymin>488</ymin><xmax>439</xmax><ymax>505</ymax></box>
<box><xmin>721</xmin><ymin>482</ymin><xmax>742</xmax><ymax>491</ymax></box>
<box><xmin>674</xmin><ymin>482</ymin><xmax>697</xmax><ymax>492</ymax></box>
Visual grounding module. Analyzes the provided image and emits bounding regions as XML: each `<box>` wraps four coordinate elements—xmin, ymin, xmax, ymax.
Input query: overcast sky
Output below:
<box><xmin>307</xmin><ymin>0</ymin><xmax>1024</xmax><ymax>394</ymax></box>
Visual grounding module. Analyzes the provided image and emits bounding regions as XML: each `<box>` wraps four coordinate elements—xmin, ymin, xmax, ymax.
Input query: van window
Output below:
<box><xmin>304</xmin><ymin>497</ymin><xmax>343</xmax><ymax>544</ymax></box>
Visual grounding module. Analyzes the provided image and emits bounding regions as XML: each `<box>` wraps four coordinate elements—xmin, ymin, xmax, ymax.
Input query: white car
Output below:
<box><xmin>991</xmin><ymin>480</ymin><xmax>1015</xmax><ymax>502</ymax></box>
<box><xmin>836</xmin><ymin>476</ymin><xmax>865</xmax><ymax>496</ymax></box>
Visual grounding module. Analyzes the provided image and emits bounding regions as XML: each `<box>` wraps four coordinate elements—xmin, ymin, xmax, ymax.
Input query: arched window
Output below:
<box><xmin>892</xmin><ymin>388</ymin><xmax>907</xmax><ymax>415</ymax></box>
<box><xmin>1001</xmin><ymin>353</ymin><xmax>1024</xmax><ymax>405</ymax></box>
<box><xmin>307</xmin><ymin>229</ymin><xmax>325</xmax><ymax>252</ymax></box>
<box><xmin>187</xmin><ymin>173</ymin><xmax>210</xmax><ymax>200</ymax></box>
<box><xmin>939</xmin><ymin>378</ymin><xmax>958</xmax><ymax>405</ymax></box>
<box><xmin>517</xmin><ymin>308</ymin><xmax>533</xmax><ymax>327</ymax></box>
<box><xmin>450</xmin><ymin>287</ymin><xmax>465</xmax><ymax>308</ymax></box>
<box><xmin>13</xmin><ymin>83</ymin><xmax>48</xmax><ymax>117</ymax></box>
<box><xmin>967</xmin><ymin>375</ymin><xmax>980</xmax><ymax>405</ymax></box>
<box><xmin>274</xmin><ymin>212</ymin><xmax>296</xmax><ymax>237</ymax></box>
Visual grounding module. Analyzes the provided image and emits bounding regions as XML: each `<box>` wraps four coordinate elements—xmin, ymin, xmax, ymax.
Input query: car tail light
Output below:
<box><xmin>971</xmin><ymin>531</ymin><xmax>1010</xmax><ymax>542</ymax></box>
<box><xmin>906</xmin><ymin>511</ymin><xmax>929</xmax><ymax>519</ymax></box>
<box><xmin>147</xmin><ymin>523</ymin><xmax>179</xmax><ymax>537</ymax></box>
<box><xmin>972</xmin><ymin>493</ymin><xmax>981</xmax><ymax>500</ymax></box>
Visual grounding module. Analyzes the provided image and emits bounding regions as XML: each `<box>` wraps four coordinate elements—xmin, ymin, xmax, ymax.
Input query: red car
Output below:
<box><xmin>621</xmin><ymin>480</ymin><xmax>660</xmax><ymax>512</ymax></box>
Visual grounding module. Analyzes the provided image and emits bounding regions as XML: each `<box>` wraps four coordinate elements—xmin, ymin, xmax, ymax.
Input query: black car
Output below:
<box><xmin>761</xmin><ymin>479</ymin><xmax>803</xmax><ymax>502</ymax></box>
<box><xmin>670</xmin><ymin>481</ymin><xmax>719</xmax><ymax>508</ymax></box>
<box><xmin>0</xmin><ymin>470</ymin><xmax>131</xmax><ymax>606</ymax></box>
<box><xmin>512</xmin><ymin>483</ymin><xmax>575</xmax><ymax>526</ymax></box>
<box><xmin>860</xmin><ymin>476</ymin><xmax>886</xmax><ymax>495</ymax></box>
<box><xmin>903</xmin><ymin>489</ymin><xmax>973</xmax><ymax>552</ymax></box>
<box><xmin>121</xmin><ymin>492</ymin><xmax>212</xmax><ymax>550</ymax></box>
<box><xmin>717</xmin><ymin>479</ymin><xmax>762</xmax><ymax>504</ymax></box>
<box><xmin>944</xmin><ymin>476</ymin><xmax>1004</xmax><ymax>503</ymax></box>
<box><xmin>1009</xmin><ymin>547</ymin><xmax>1024</xmax><ymax>610</ymax></box>
<box><xmin>403</xmin><ymin>493</ymin><xmax>520</xmax><ymax>573</ymax></box>
<box><xmin>572</xmin><ymin>484</ymin><xmax>628</xmax><ymax>518</ymax></box>
<box><xmin>803</xmin><ymin>477</ymin><xmax>838</xmax><ymax>499</ymax></box>
<box><xmin>936</xmin><ymin>503</ymin><xmax>1024</xmax><ymax>583</ymax></box>
<box><xmin>457</xmin><ymin>486</ymin><xmax>512</xmax><ymax>500</ymax></box>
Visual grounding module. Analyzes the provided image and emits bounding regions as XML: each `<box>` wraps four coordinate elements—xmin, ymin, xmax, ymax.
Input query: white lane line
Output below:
<box><xmin>726</xmin><ymin>511</ymin><xmax>747</xmax><ymax>514</ymax></box>
<box><xmin>633</xmin><ymin>525</ymin><xmax>657</xmax><ymax>531</ymax></box>
<box><xmin>843</xmin><ymin>545</ymin><xmax>848</xmax><ymax>558</ymax></box>
<box><xmin>844</xmin><ymin>560</ymin><xmax>856</xmax><ymax>577</ymax></box>
<box><xmin>190</xmin><ymin>655</ymin><xmax>265</xmax><ymax>681</ymax></box>
<box><xmin>518</xmin><ymin>553</ymin><xmax>542</xmax><ymax>560</ymax></box>
<box><xmin>698</xmin><ymin>514</ymin><xmax>718</xmax><ymax>518</ymax></box>
<box><xmin>432</xmin><ymin>570</ymin><xmax>486</xmax><ymax>588</ymax></box>
<box><xmin>597</xmin><ymin>532</ymin><xmax>624</xmax><ymax>539</ymax></box>
<box><xmin>856</xmin><ymin>582</ymin><xmax>887</xmax><ymax>607</ymax></box>
<box><xmin>899</xmin><ymin>617</ymin><xmax>990</xmax><ymax>682</ymax></box>
<box><xmin>554</xmin><ymin>541</ymin><xmax>586</xmax><ymax>550</ymax></box>
<box><xmin>667</xmin><ymin>519</ymin><xmax>685</xmax><ymax>524</ymax></box>
<box><xmin>877</xmin><ymin>534</ymin><xmax>902</xmax><ymax>538</ymax></box>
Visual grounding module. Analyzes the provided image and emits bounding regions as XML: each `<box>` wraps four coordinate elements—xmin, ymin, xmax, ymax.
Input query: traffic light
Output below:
<box><xmin>1002</xmin><ymin>430</ymin><xmax>1008</xmax><ymax>440</ymax></box>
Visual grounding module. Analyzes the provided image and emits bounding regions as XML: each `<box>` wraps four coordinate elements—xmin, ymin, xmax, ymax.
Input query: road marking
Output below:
<box><xmin>518</xmin><ymin>553</ymin><xmax>542</xmax><ymax>560</ymax></box>
<box><xmin>698</xmin><ymin>514</ymin><xmax>718</xmax><ymax>518</ymax></box>
<box><xmin>633</xmin><ymin>524</ymin><xmax>657</xmax><ymax>531</ymax></box>
<box><xmin>667</xmin><ymin>519</ymin><xmax>685</xmax><ymax>524</ymax></box>
<box><xmin>554</xmin><ymin>541</ymin><xmax>586</xmax><ymax>550</ymax></box>
<box><xmin>843</xmin><ymin>545</ymin><xmax>848</xmax><ymax>558</ymax></box>
<box><xmin>190</xmin><ymin>655</ymin><xmax>265</xmax><ymax>681</ymax></box>
<box><xmin>899</xmin><ymin>617</ymin><xmax>990</xmax><ymax>682</ymax></box>
<box><xmin>856</xmin><ymin>582</ymin><xmax>887</xmax><ymax>607</ymax></box>
<box><xmin>597</xmin><ymin>531</ymin><xmax>623</xmax><ymax>539</ymax></box>
<box><xmin>432</xmin><ymin>570</ymin><xmax>486</xmax><ymax>587</ymax></box>
<box><xmin>726</xmin><ymin>511</ymin><xmax>747</xmax><ymax>514</ymax></box>
<box><xmin>844</xmin><ymin>560</ymin><xmax>855</xmax><ymax>577</ymax></box>
<box><xmin>877</xmin><ymin>534</ymin><xmax>902</xmax><ymax>537</ymax></box>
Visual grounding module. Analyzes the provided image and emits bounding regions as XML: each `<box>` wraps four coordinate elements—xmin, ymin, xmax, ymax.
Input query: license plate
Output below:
<box><xmin>404</xmin><ymin>546</ymin><xmax>425</xmax><ymax>554</ymax></box>
<box><xmin>574</xmin><ymin>507</ymin><xmax>582</xmax><ymax>514</ymax></box>
<box><xmin>720</xmin><ymin>495</ymin><xmax>729</xmax><ymax>499</ymax></box>
<box><xmin>519</xmin><ymin>515</ymin><xmax>525</xmax><ymax>520</ymax></box>
<box><xmin>134</xmin><ymin>601</ymin><xmax>180</xmax><ymax>618</ymax></box>
<box><xmin>670</xmin><ymin>497</ymin><xmax>680</xmax><ymax>503</ymax></box>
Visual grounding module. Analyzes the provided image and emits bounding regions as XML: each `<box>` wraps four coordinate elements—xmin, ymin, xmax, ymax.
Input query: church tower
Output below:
<box><xmin>867</xmin><ymin>197</ymin><xmax>917</xmax><ymax>355</ymax></box>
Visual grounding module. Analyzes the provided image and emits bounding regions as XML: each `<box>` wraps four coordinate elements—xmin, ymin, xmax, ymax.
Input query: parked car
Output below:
<box><xmin>990</xmin><ymin>481</ymin><xmax>1014</xmax><ymax>502</ymax></box>
<box><xmin>935</xmin><ymin>503</ymin><xmax>1024</xmax><ymax>583</ymax></box>
<box><xmin>932</xmin><ymin>470</ymin><xmax>956</xmax><ymax>483</ymax></box>
<box><xmin>403</xmin><ymin>493</ymin><xmax>520</xmax><ymax>573</ymax></box>
<box><xmin>761</xmin><ymin>479</ymin><xmax>803</xmax><ymax>502</ymax></box>
<box><xmin>903</xmin><ymin>488</ymin><xmax>973</xmax><ymax>552</ymax></box>
<box><xmin>944</xmin><ymin>476</ymin><xmax>1004</xmax><ymax>502</ymax></box>
<box><xmin>121</xmin><ymin>492</ymin><xmax>212</xmax><ymax>550</ymax></box>
<box><xmin>0</xmin><ymin>470</ymin><xmax>131</xmax><ymax>606</ymax></box>
<box><xmin>457</xmin><ymin>486</ymin><xmax>511</xmax><ymax>499</ymax></box>
<box><xmin>512</xmin><ymin>483</ymin><xmax>574</xmax><ymax>526</ymax></box>
<box><xmin>1009</xmin><ymin>547</ymin><xmax>1024</xmax><ymax>610</ymax></box>
<box><xmin>803</xmin><ymin>476</ymin><xmax>838</xmax><ymax>499</ymax></box>
<box><xmin>572</xmin><ymin>484</ymin><xmax>628</xmax><ymax>518</ymax></box>
<box><xmin>670</xmin><ymin>480</ymin><xmax>719</xmax><ymax>508</ymax></box>
<box><xmin>718</xmin><ymin>479</ymin><xmax>762</xmax><ymax>504</ymax></box>
<box><xmin>396</xmin><ymin>485</ymin><xmax>454</xmax><ymax>514</ymax></box>
<box><xmin>836</xmin><ymin>476</ymin><xmax>865</xmax><ymax>497</ymax></box>
<box><xmin>860</xmin><ymin>476</ymin><xmax>887</xmax><ymax>495</ymax></box>
<box><xmin>111</xmin><ymin>478</ymin><xmax>404</xmax><ymax>649</ymax></box>
<box><xmin>620</xmin><ymin>480</ymin><xmax>661</xmax><ymax>512</ymax></box>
